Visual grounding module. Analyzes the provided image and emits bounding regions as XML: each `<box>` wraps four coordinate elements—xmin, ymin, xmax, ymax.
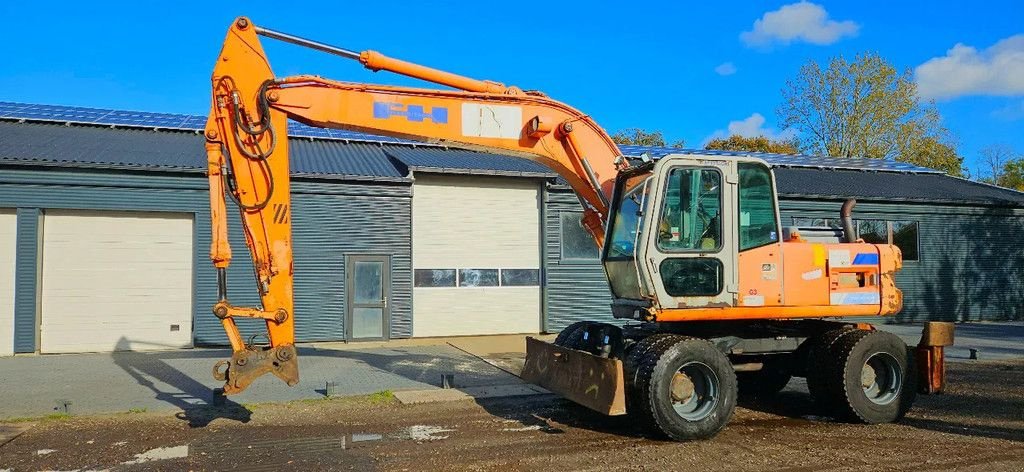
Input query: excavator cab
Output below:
<box><xmin>603</xmin><ymin>154</ymin><xmax>789</xmax><ymax>315</ymax></box>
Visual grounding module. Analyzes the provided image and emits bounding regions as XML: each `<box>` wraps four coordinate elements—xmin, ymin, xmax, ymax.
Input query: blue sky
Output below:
<box><xmin>1</xmin><ymin>1</ymin><xmax>1021</xmax><ymax>174</ymax></box>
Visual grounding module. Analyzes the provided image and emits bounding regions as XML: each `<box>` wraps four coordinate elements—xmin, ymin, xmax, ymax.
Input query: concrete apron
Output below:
<box><xmin>0</xmin><ymin>336</ymin><xmax>544</xmax><ymax>420</ymax></box>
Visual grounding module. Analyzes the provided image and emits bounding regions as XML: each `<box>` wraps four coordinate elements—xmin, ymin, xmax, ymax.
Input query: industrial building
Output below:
<box><xmin>1</xmin><ymin>101</ymin><xmax>1023</xmax><ymax>355</ymax></box>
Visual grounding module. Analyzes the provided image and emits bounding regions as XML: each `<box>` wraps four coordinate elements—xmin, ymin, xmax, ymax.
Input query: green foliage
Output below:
<box><xmin>705</xmin><ymin>135</ymin><xmax>799</xmax><ymax>154</ymax></box>
<box><xmin>778</xmin><ymin>52</ymin><xmax>963</xmax><ymax>175</ymax></box>
<box><xmin>365</xmin><ymin>390</ymin><xmax>395</xmax><ymax>404</ymax></box>
<box><xmin>899</xmin><ymin>136</ymin><xmax>964</xmax><ymax>177</ymax></box>
<box><xmin>611</xmin><ymin>128</ymin><xmax>684</xmax><ymax>148</ymax></box>
<box><xmin>999</xmin><ymin>159</ymin><xmax>1024</xmax><ymax>191</ymax></box>
<box><xmin>978</xmin><ymin>145</ymin><xmax>1024</xmax><ymax>189</ymax></box>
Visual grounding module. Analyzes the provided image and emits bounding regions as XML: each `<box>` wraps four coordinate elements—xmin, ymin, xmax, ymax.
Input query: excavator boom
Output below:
<box><xmin>204</xmin><ymin>18</ymin><xmax>627</xmax><ymax>393</ymax></box>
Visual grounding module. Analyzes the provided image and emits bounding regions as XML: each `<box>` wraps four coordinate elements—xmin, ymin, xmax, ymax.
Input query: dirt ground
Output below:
<box><xmin>1</xmin><ymin>359</ymin><xmax>1022</xmax><ymax>472</ymax></box>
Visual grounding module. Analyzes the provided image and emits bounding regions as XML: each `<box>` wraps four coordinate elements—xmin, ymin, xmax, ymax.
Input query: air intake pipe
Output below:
<box><xmin>841</xmin><ymin>199</ymin><xmax>857</xmax><ymax>243</ymax></box>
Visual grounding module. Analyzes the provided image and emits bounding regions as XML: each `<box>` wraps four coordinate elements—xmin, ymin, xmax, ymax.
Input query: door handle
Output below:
<box><xmin>381</xmin><ymin>299</ymin><xmax>388</xmax><ymax>308</ymax></box>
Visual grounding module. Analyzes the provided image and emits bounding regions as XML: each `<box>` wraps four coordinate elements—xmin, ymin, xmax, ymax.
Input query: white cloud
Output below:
<box><xmin>915</xmin><ymin>34</ymin><xmax>1024</xmax><ymax>101</ymax></box>
<box><xmin>705</xmin><ymin>113</ymin><xmax>797</xmax><ymax>143</ymax></box>
<box><xmin>740</xmin><ymin>2</ymin><xmax>859</xmax><ymax>48</ymax></box>
<box><xmin>714</xmin><ymin>62</ymin><xmax>737</xmax><ymax>76</ymax></box>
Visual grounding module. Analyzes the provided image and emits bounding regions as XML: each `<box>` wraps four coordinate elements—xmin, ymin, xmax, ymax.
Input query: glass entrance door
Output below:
<box><xmin>347</xmin><ymin>256</ymin><xmax>390</xmax><ymax>340</ymax></box>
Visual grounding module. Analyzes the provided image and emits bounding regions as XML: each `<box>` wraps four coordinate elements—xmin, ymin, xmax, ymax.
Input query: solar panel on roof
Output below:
<box><xmin>0</xmin><ymin>101</ymin><xmax>943</xmax><ymax>174</ymax></box>
<box><xmin>616</xmin><ymin>144</ymin><xmax>942</xmax><ymax>174</ymax></box>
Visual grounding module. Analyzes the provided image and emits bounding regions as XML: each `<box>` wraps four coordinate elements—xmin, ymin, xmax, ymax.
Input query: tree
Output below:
<box><xmin>705</xmin><ymin>135</ymin><xmax>799</xmax><ymax>154</ymax></box>
<box><xmin>978</xmin><ymin>144</ymin><xmax>1017</xmax><ymax>184</ymax></box>
<box><xmin>611</xmin><ymin>128</ymin><xmax>684</xmax><ymax>148</ymax></box>
<box><xmin>778</xmin><ymin>52</ymin><xmax>963</xmax><ymax>176</ymax></box>
<box><xmin>1000</xmin><ymin>160</ymin><xmax>1024</xmax><ymax>191</ymax></box>
<box><xmin>978</xmin><ymin>145</ymin><xmax>1024</xmax><ymax>190</ymax></box>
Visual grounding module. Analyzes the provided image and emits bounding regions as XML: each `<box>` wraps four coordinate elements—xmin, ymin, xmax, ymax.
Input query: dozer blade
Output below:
<box><xmin>520</xmin><ymin>337</ymin><xmax>627</xmax><ymax>416</ymax></box>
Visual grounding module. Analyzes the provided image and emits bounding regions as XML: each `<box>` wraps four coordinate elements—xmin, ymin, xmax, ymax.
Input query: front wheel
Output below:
<box><xmin>630</xmin><ymin>335</ymin><xmax>737</xmax><ymax>441</ymax></box>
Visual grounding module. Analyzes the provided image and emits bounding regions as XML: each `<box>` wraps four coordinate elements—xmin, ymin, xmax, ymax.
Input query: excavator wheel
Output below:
<box><xmin>553</xmin><ymin>321</ymin><xmax>595</xmax><ymax>350</ymax></box>
<box><xmin>819</xmin><ymin>330</ymin><xmax>917</xmax><ymax>423</ymax></box>
<box><xmin>805</xmin><ymin>327</ymin><xmax>861</xmax><ymax>413</ymax></box>
<box><xmin>553</xmin><ymin>321</ymin><xmax>624</xmax><ymax>358</ymax></box>
<box><xmin>629</xmin><ymin>335</ymin><xmax>737</xmax><ymax>441</ymax></box>
<box><xmin>737</xmin><ymin>354</ymin><xmax>793</xmax><ymax>398</ymax></box>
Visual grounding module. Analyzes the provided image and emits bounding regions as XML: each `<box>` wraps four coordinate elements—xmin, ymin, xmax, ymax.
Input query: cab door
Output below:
<box><xmin>638</xmin><ymin>156</ymin><xmax>737</xmax><ymax>309</ymax></box>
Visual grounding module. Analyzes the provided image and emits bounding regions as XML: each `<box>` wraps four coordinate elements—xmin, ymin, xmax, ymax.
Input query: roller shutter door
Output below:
<box><xmin>0</xmin><ymin>210</ymin><xmax>15</xmax><ymax>356</ymax></box>
<box><xmin>40</xmin><ymin>210</ymin><xmax>193</xmax><ymax>353</ymax></box>
<box><xmin>412</xmin><ymin>175</ymin><xmax>542</xmax><ymax>337</ymax></box>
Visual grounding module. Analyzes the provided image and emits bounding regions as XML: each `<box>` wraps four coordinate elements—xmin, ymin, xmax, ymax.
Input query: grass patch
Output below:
<box><xmin>365</xmin><ymin>390</ymin><xmax>395</xmax><ymax>405</ymax></box>
<box><xmin>4</xmin><ymin>412</ymin><xmax>73</xmax><ymax>423</ymax></box>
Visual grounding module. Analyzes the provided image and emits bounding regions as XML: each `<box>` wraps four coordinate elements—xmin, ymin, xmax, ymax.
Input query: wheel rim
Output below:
<box><xmin>669</xmin><ymin>362</ymin><xmax>719</xmax><ymax>421</ymax></box>
<box><xmin>861</xmin><ymin>352</ymin><xmax>902</xmax><ymax>406</ymax></box>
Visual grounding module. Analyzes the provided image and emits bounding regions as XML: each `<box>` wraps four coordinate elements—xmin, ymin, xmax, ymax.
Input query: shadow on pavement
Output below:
<box><xmin>112</xmin><ymin>337</ymin><xmax>251</xmax><ymax>428</ymax></box>
<box><xmin>108</xmin><ymin>338</ymin><xmax>519</xmax><ymax>428</ymax></box>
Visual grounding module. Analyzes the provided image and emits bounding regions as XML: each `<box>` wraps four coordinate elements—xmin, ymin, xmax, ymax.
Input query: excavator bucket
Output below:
<box><xmin>520</xmin><ymin>337</ymin><xmax>627</xmax><ymax>416</ymax></box>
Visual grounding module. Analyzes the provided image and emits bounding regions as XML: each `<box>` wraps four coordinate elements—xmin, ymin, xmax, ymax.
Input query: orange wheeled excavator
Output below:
<box><xmin>204</xmin><ymin>18</ymin><xmax>952</xmax><ymax>441</ymax></box>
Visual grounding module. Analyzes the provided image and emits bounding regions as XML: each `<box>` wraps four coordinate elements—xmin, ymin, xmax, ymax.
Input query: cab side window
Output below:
<box><xmin>738</xmin><ymin>163</ymin><xmax>779</xmax><ymax>251</ymax></box>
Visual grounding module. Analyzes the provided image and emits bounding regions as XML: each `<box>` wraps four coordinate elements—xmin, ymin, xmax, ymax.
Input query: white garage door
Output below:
<box><xmin>412</xmin><ymin>175</ymin><xmax>542</xmax><ymax>337</ymax></box>
<box><xmin>40</xmin><ymin>210</ymin><xmax>194</xmax><ymax>353</ymax></box>
<box><xmin>0</xmin><ymin>210</ymin><xmax>16</xmax><ymax>356</ymax></box>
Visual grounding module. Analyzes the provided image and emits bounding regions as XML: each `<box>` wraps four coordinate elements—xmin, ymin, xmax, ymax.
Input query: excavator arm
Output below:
<box><xmin>204</xmin><ymin>18</ymin><xmax>628</xmax><ymax>393</ymax></box>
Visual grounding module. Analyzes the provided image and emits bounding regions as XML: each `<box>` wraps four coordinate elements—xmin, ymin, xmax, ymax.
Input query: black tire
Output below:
<box><xmin>737</xmin><ymin>355</ymin><xmax>793</xmax><ymax>398</ymax></box>
<box><xmin>624</xmin><ymin>334</ymin><xmax>679</xmax><ymax>416</ymax></box>
<box><xmin>553</xmin><ymin>321</ymin><xmax>593</xmax><ymax>348</ymax></box>
<box><xmin>631</xmin><ymin>335</ymin><xmax>737</xmax><ymax>441</ymax></box>
<box><xmin>827</xmin><ymin>330</ymin><xmax>917</xmax><ymax>423</ymax></box>
<box><xmin>806</xmin><ymin>327</ymin><xmax>861</xmax><ymax>414</ymax></box>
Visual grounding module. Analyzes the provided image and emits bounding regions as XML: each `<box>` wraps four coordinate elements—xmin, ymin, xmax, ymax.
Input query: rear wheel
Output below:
<box><xmin>828</xmin><ymin>330</ymin><xmax>916</xmax><ymax>423</ymax></box>
<box><xmin>630</xmin><ymin>335</ymin><xmax>737</xmax><ymax>441</ymax></box>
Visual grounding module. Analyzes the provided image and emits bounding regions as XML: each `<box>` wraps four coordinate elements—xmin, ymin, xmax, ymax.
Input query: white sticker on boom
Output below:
<box><xmin>461</xmin><ymin>103</ymin><xmax>522</xmax><ymax>139</ymax></box>
<box><xmin>801</xmin><ymin>269</ymin><xmax>823</xmax><ymax>280</ymax></box>
<box><xmin>828</xmin><ymin>249</ymin><xmax>851</xmax><ymax>268</ymax></box>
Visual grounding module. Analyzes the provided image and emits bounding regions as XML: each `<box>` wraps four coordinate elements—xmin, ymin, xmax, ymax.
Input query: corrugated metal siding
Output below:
<box><xmin>0</xmin><ymin>168</ymin><xmax>413</xmax><ymax>349</ymax></box>
<box><xmin>13</xmin><ymin>208</ymin><xmax>39</xmax><ymax>352</ymax></box>
<box><xmin>780</xmin><ymin>198</ymin><xmax>1024</xmax><ymax>323</ymax></box>
<box><xmin>542</xmin><ymin>187</ymin><xmax>615</xmax><ymax>332</ymax></box>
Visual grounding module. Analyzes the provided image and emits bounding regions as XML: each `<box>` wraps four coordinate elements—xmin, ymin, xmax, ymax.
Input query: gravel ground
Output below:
<box><xmin>1</xmin><ymin>359</ymin><xmax>1022</xmax><ymax>471</ymax></box>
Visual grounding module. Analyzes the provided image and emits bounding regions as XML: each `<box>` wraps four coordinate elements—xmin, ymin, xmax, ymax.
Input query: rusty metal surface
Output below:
<box><xmin>520</xmin><ymin>337</ymin><xmax>626</xmax><ymax>416</ymax></box>
<box><xmin>213</xmin><ymin>345</ymin><xmax>300</xmax><ymax>395</ymax></box>
<box><xmin>921</xmin><ymin>322</ymin><xmax>955</xmax><ymax>347</ymax></box>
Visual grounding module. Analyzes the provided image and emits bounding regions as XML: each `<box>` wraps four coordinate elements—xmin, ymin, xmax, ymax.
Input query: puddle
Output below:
<box><xmin>501</xmin><ymin>425</ymin><xmax>544</xmax><ymax>432</ymax></box>
<box><xmin>396</xmin><ymin>425</ymin><xmax>454</xmax><ymax>441</ymax></box>
<box><xmin>350</xmin><ymin>433</ymin><xmax>384</xmax><ymax>442</ymax></box>
<box><xmin>122</xmin><ymin>445</ymin><xmax>189</xmax><ymax>464</ymax></box>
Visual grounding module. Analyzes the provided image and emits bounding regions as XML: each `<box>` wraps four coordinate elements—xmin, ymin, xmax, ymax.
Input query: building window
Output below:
<box><xmin>458</xmin><ymin>269</ymin><xmax>499</xmax><ymax>287</ymax></box>
<box><xmin>500</xmin><ymin>269</ymin><xmax>540</xmax><ymax>286</ymax></box>
<box><xmin>414</xmin><ymin>269</ymin><xmax>456</xmax><ymax>287</ymax></box>
<box><xmin>560</xmin><ymin>212</ymin><xmax>599</xmax><ymax>261</ymax></box>
<box><xmin>791</xmin><ymin>217</ymin><xmax>842</xmax><ymax>228</ymax></box>
<box><xmin>891</xmin><ymin>221</ymin><xmax>919</xmax><ymax>261</ymax></box>
<box><xmin>857</xmin><ymin>220</ymin><xmax>888</xmax><ymax>245</ymax></box>
<box><xmin>856</xmin><ymin>219</ymin><xmax>919</xmax><ymax>262</ymax></box>
<box><xmin>416</xmin><ymin>268</ymin><xmax>542</xmax><ymax>287</ymax></box>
